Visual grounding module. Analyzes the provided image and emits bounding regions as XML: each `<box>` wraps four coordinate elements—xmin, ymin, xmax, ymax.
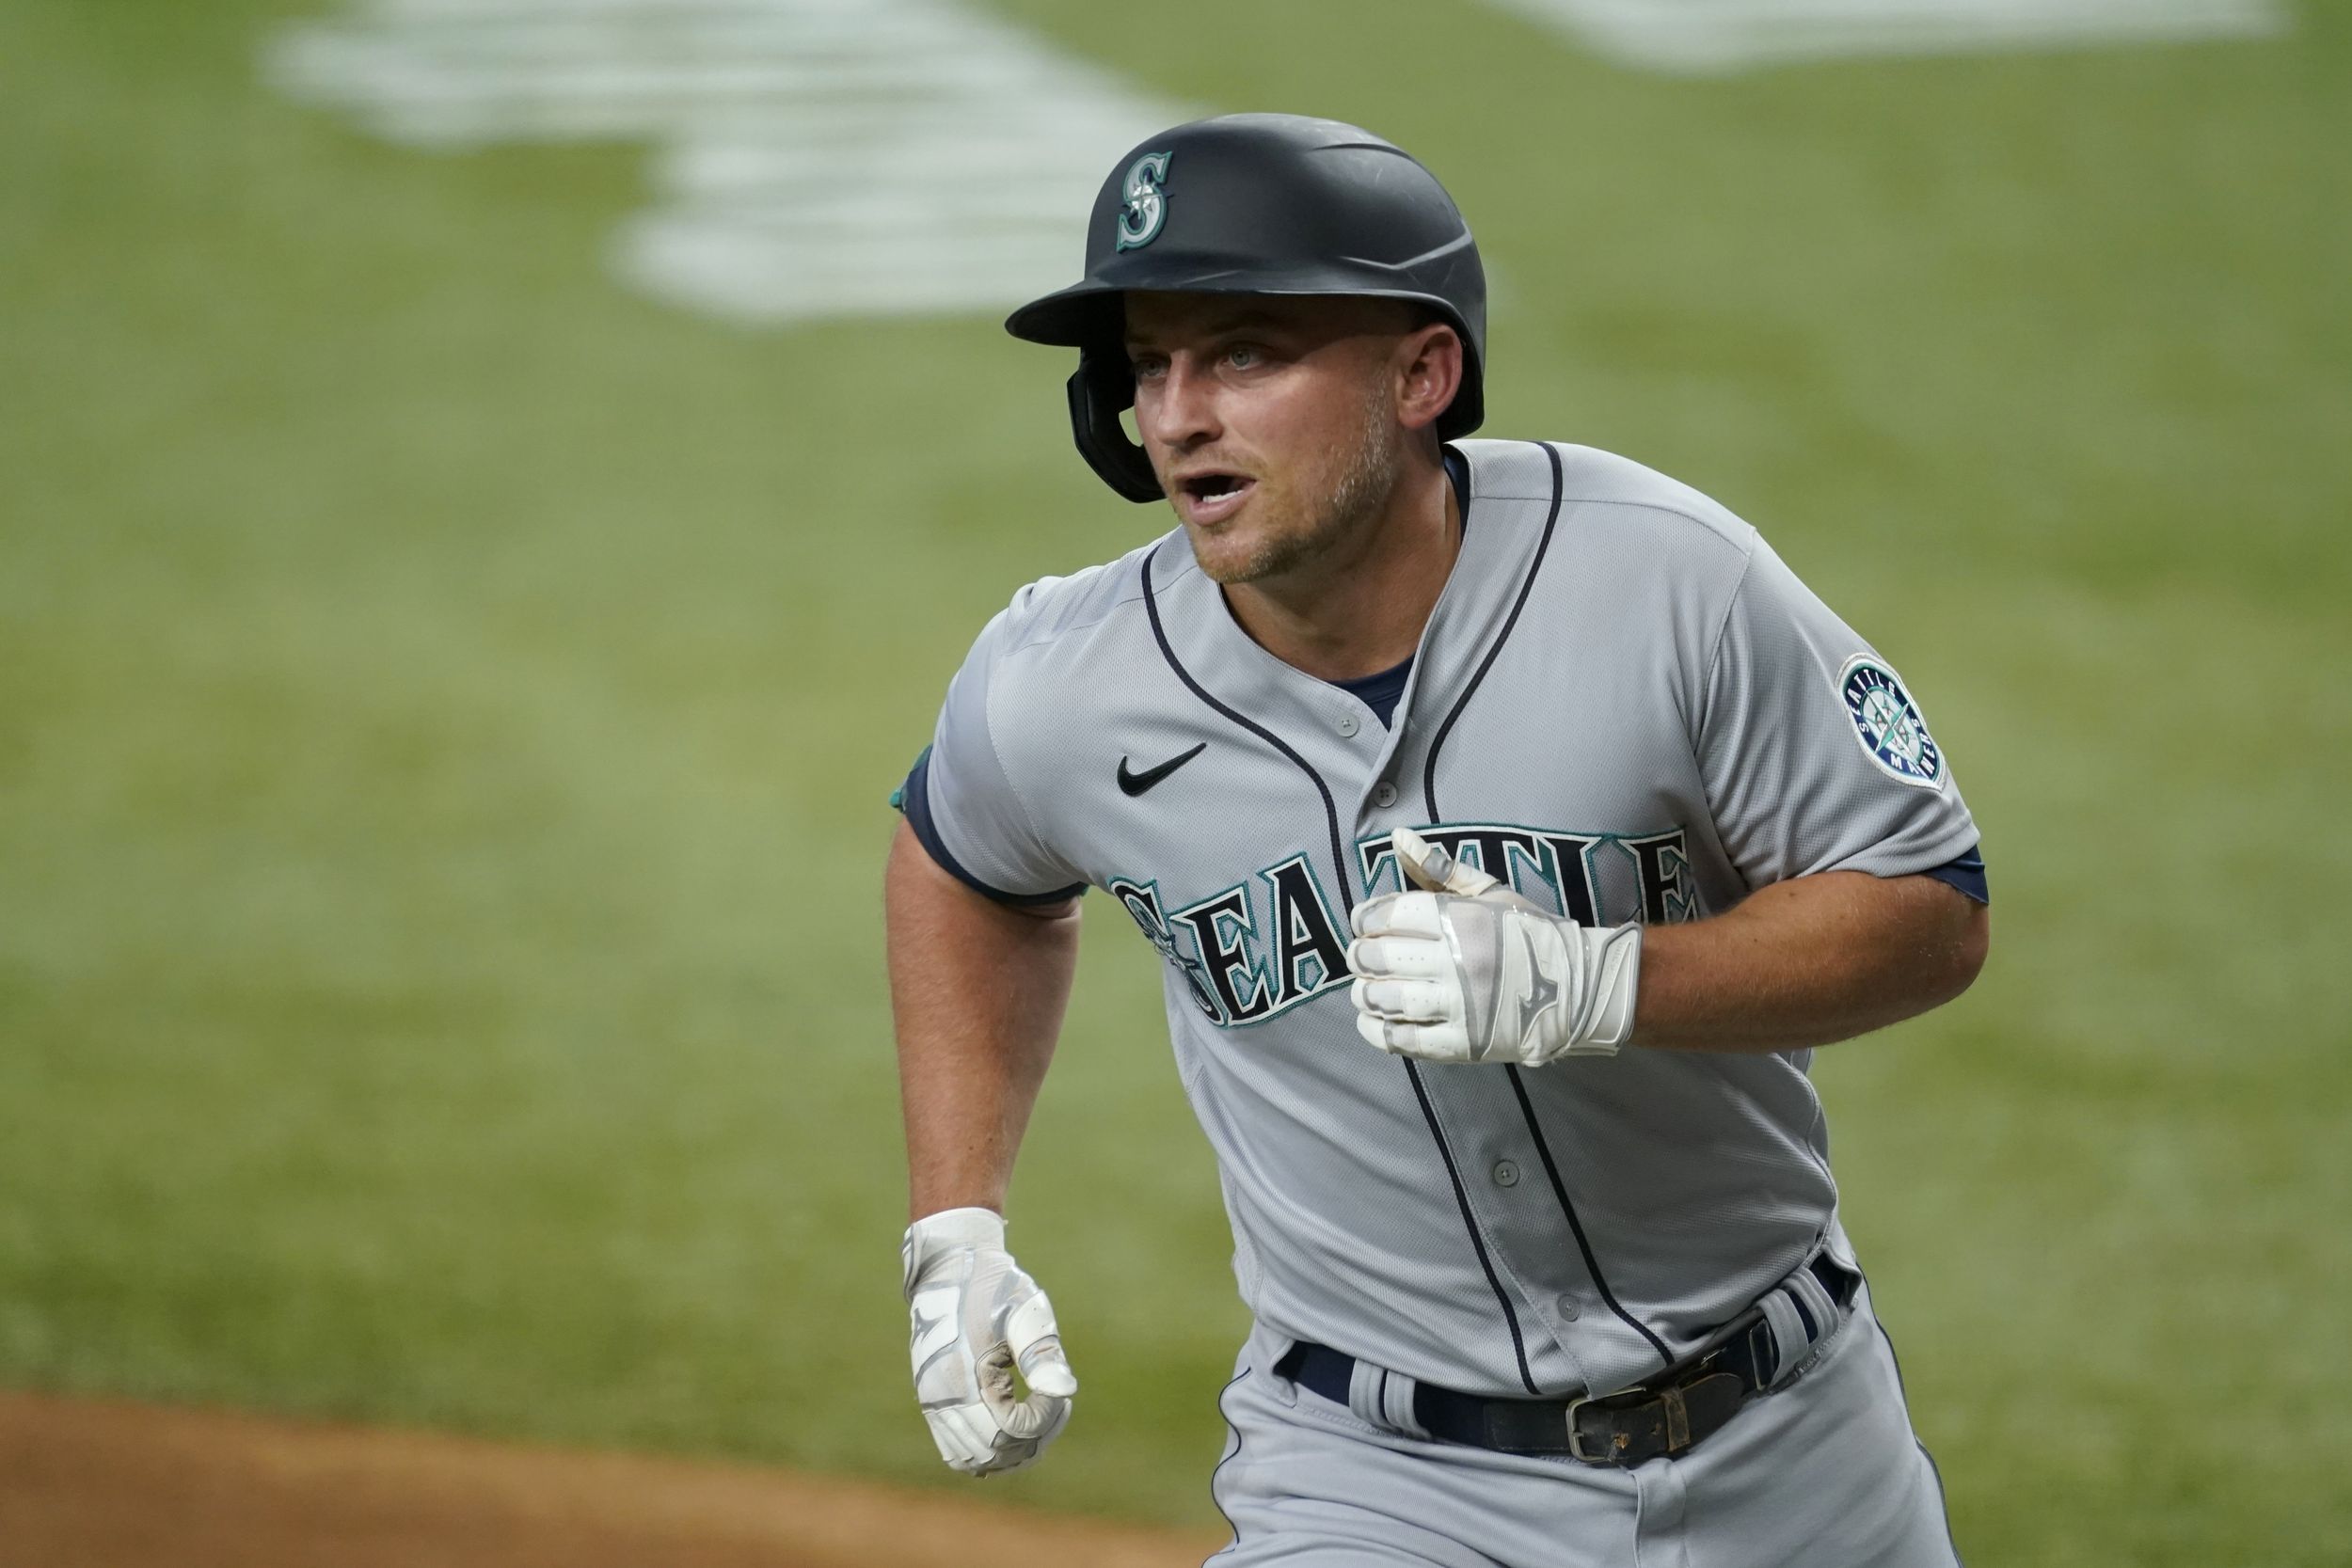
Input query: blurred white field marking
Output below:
<box><xmin>263</xmin><ymin>0</ymin><xmax>1191</xmax><ymax>323</ymax></box>
<box><xmin>1484</xmin><ymin>0</ymin><xmax>2286</xmax><ymax>71</ymax></box>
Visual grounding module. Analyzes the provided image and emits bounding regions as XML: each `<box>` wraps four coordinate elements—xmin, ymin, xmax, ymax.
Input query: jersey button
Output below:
<box><xmin>1372</xmin><ymin>782</ymin><xmax>1398</xmax><ymax>808</ymax></box>
<box><xmin>1555</xmin><ymin>1293</ymin><xmax>1581</xmax><ymax>1321</ymax></box>
<box><xmin>1335</xmin><ymin>713</ymin><xmax>1361</xmax><ymax>738</ymax></box>
<box><xmin>1490</xmin><ymin>1160</ymin><xmax>1519</xmax><ymax>1188</ymax></box>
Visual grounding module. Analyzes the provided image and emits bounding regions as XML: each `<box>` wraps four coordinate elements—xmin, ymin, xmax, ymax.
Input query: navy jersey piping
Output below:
<box><xmin>1502</xmin><ymin>1068</ymin><xmax>1675</xmax><ymax>1370</ymax></box>
<box><xmin>1140</xmin><ymin>541</ymin><xmax>1541</xmax><ymax>1397</ymax></box>
<box><xmin>1402</xmin><ymin>1057</ymin><xmax>1539</xmax><ymax>1392</ymax></box>
<box><xmin>1419</xmin><ymin>442</ymin><xmax>1549</xmax><ymax>811</ymax></box>
<box><xmin>1419</xmin><ymin>440</ymin><xmax>1676</xmax><ymax>1374</ymax></box>
<box><xmin>1141</xmin><ymin>544</ymin><xmax>1357</xmax><ymax>923</ymax></box>
<box><xmin>1203</xmin><ymin>1362</ymin><xmax>1251</xmax><ymax>1560</ymax></box>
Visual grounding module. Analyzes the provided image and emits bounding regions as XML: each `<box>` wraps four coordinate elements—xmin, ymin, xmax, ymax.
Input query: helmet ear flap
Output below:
<box><xmin>1066</xmin><ymin>351</ymin><xmax>1164</xmax><ymax>503</ymax></box>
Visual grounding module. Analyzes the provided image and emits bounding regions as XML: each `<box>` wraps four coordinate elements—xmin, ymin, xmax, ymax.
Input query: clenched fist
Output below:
<box><xmin>901</xmin><ymin>1208</ymin><xmax>1077</xmax><ymax>1476</ymax></box>
<box><xmin>1347</xmin><ymin>827</ymin><xmax>1643</xmax><ymax>1066</ymax></box>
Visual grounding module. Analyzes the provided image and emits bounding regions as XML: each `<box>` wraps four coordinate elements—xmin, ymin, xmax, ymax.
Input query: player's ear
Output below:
<box><xmin>1393</xmin><ymin>320</ymin><xmax>1464</xmax><ymax>436</ymax></box>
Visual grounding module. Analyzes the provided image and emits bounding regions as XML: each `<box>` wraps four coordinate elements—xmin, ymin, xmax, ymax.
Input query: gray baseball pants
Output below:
<box><xmin>1205</xmin><ymin>1284</ymin><xmax>1963</xmax><ymax>1567</ymax></box>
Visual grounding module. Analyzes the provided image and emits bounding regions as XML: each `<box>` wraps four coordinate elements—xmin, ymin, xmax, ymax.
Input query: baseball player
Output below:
<box><xmin>889</xmin><ymin>114</ymin><xmax>1989</xmax><ymax>1566</ymax></box>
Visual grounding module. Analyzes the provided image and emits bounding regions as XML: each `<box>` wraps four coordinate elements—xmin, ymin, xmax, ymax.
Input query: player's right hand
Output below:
<box><xmin>901</xmin><ymin>1207</ymin><xmax>1077</xmax><ymax>1477</ymax></box>
<box><xmin>1347</xmin><ymin>827</ymin><xmax>1643</xmax><ymax>1065</ymax></box>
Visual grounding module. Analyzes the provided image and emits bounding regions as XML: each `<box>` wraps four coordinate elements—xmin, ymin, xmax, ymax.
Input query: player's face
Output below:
<box><xmin>1123</xmin><ymin>293</ymin><xmax>1417</xmax><ymax>586</ymax></box>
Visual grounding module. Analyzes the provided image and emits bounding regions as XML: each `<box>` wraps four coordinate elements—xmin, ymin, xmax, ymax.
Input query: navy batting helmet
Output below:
<box><xmin>1006</xmin><ymin>113</ymin><xmax>1486</xmax><ymax>503</ymax></box>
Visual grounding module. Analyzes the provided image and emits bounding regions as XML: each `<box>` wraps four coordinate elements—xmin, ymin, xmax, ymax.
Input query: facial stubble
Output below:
<box><xmin>1188</xmin><ymin>379</ymin><xmax>1403</xmax><ymax>587</ymax></box>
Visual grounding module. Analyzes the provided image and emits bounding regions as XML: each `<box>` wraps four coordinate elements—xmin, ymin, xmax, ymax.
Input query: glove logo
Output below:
<box><xmin>1513</xmin><ymin>924</ymin><xmax>1561</xmax><ymax>1053</ymax></box>
<box><xmin>1839</xmin><ymin>655</ymin><xmax>1944</xmax><ymax>789</ymax></box>
<box><xmin>1116</xmin><ymin>150</ymin><xmax>1172</xmax><ymax>251</ymax></box>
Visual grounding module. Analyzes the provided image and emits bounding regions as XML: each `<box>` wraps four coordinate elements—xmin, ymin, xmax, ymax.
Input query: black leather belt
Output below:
<box><xmin>1274</xmin><ymin>1254</ymin><xmax>1859</xmax><ymax>1467</ymax></box>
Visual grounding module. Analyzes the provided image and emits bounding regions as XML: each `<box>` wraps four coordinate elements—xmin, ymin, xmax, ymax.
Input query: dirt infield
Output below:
<box><xmin>0</xmin><ymin>1391</ymin><xmax>1222</xmax><ymax>1568</ymax></box>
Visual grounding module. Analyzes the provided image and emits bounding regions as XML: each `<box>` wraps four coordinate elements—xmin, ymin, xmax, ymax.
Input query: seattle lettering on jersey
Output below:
<box><xmin>1109</xmin><ymin>824</ymin><xmax>1699</xmax><ymax>1029</ymax></box>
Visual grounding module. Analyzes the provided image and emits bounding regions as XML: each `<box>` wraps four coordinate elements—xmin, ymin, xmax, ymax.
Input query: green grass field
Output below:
<box><xmin>3</xmin><ymin>0</ymin><xmax>2348</xmax><ymax>1560</ymax></box>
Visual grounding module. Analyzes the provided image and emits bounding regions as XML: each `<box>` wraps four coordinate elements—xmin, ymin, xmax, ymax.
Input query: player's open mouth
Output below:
<box><xmin>1177</xmin><ymin>472</ymin><xmax>1256</xmax><ymax>525</ymax></box>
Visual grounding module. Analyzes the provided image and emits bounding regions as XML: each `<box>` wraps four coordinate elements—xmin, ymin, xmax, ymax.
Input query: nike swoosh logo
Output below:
<box><xmin>1117</xmin><ymin>742</ymin><xmax>1207</xmax><ymax>797</ymax></box>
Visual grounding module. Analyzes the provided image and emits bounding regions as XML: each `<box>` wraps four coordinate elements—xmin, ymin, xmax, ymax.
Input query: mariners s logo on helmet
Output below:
<box><xmin>1116</xmin><ymin>150</ymin><xmax>1172</xmax><ymax>251</ymax></box>
<box><xmin>1838</xmin><ymin>654</ymin><xmax>1944</xmax><ymax>789</ymax></box>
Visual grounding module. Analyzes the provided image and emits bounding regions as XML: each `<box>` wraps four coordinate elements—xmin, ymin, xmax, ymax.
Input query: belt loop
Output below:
<box><xmin>1754</xmin><ymin>1290</ymin><xmax>1810</xmax><ymax>1386</ymax></box>
<box><xmin>1786</xmin><ymin>1261</ymin><xmax>1841</xmax><ymax>1344</ymax></box>
<box><xmin>1347</xmin><ymin>1359</ymin><xmax>1431</xmax><ymax>1440</ymax></box>
<box><xmin>1383</xmin><ymin>1367</ymin><xmax>1430</xmax><ymax>1440</ymax></box>
<box><xmin>1752</xmin><ymin>1251</ymin><xmax>1848</xmax><ymax>1387</ymax></box>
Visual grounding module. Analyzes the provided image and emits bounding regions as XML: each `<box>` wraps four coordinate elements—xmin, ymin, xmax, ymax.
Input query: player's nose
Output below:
<box><xmin>1137</xmin><ymin>355</ymin><xmax>1221</xmax><ymax>451</ymax></box>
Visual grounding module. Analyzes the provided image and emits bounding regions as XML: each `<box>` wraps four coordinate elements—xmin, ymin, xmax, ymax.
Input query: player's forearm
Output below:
<box><xmin>1631</xmin><ymin>870</ymin><xmax>1987</xmax><ymax>1053</ymax></box>
<box><xmin>885</xmin><ymin>819</ymin><xmax>1081</xmax><ymax>1220</ymax></box>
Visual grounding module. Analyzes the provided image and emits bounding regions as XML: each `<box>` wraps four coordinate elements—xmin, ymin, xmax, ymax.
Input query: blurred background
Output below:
<box><xmin>2</xmin><ymin>0</ymin><xmax>2346</xmax><ymax>1563</ymax></box>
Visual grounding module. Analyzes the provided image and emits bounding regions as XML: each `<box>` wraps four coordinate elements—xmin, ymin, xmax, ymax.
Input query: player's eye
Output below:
<box><xmin>1225</xmin><ymin>343</ymin><xmax>1263</xmax><ymax>369</ymax></box>
<box><xmin>1130</xmin><ymin>353</ymin><xmax>1167</xmax><ymax>380</ymax></box>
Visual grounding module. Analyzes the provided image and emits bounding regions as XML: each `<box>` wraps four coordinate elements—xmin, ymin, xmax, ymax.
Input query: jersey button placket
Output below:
<box><xmin>1490</xmin><ymin>1160</ymin><xmax>1519</xmax><ymax>1188</ymax></box>
<box><xmin>1371</xmin><ymin>781</ymin><xmax>1398</xmax><ymax>809</ymax></box>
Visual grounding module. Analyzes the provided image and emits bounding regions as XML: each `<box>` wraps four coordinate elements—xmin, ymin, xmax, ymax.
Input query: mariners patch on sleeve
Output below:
<box><xmin>1838</xmin><ymin>654</ymin><xmax>1945</xmax><ymax>789</ymax></box>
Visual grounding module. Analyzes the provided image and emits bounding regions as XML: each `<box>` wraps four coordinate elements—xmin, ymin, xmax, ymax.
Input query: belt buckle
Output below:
<box><xmin>1565</xmin><ymin>1363</ymin><xmax>1719</xmax><ymax>1466</ymax></box>
<box><xmin>1564</xmin><ymin>1390</ymin><xmax>1629</xmax><ymax>1465</ymax></box>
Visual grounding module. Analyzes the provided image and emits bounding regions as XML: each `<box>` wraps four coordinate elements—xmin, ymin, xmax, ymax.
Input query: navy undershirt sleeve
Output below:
<box><xmin>891</xmin><ymin>745</ymin><xmax>1087</xmax><ymax>907</ymax></box>
<box><xmin>1921</xmin><ymin>843</ymin><xmax>1989</xmax><ymax>904</ymax></box>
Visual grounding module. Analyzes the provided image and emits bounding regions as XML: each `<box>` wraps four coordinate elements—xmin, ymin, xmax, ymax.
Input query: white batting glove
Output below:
<box><xmin>901</xmin><ymin>1207</ymin><xmax>1077</xmax><ymax>1477</ymax></box>
<box><xmin>1347</xmin><ymin>826</ymin><xmax>1643</xmax><ymax>1066</ymax></box>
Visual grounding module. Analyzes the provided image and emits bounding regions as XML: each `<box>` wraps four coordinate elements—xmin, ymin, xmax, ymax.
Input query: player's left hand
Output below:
<box><xmin>1346</xmin><ymin>827</ymin><xmax>1643</xmax><ymax>1066</ymax></box>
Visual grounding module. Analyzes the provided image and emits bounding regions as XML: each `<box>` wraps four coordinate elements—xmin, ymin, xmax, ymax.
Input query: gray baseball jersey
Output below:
<box><xmin>900</xmin><ymin>438</ymin><xmax>1979</xmax><ymax>1402</ymax></box>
